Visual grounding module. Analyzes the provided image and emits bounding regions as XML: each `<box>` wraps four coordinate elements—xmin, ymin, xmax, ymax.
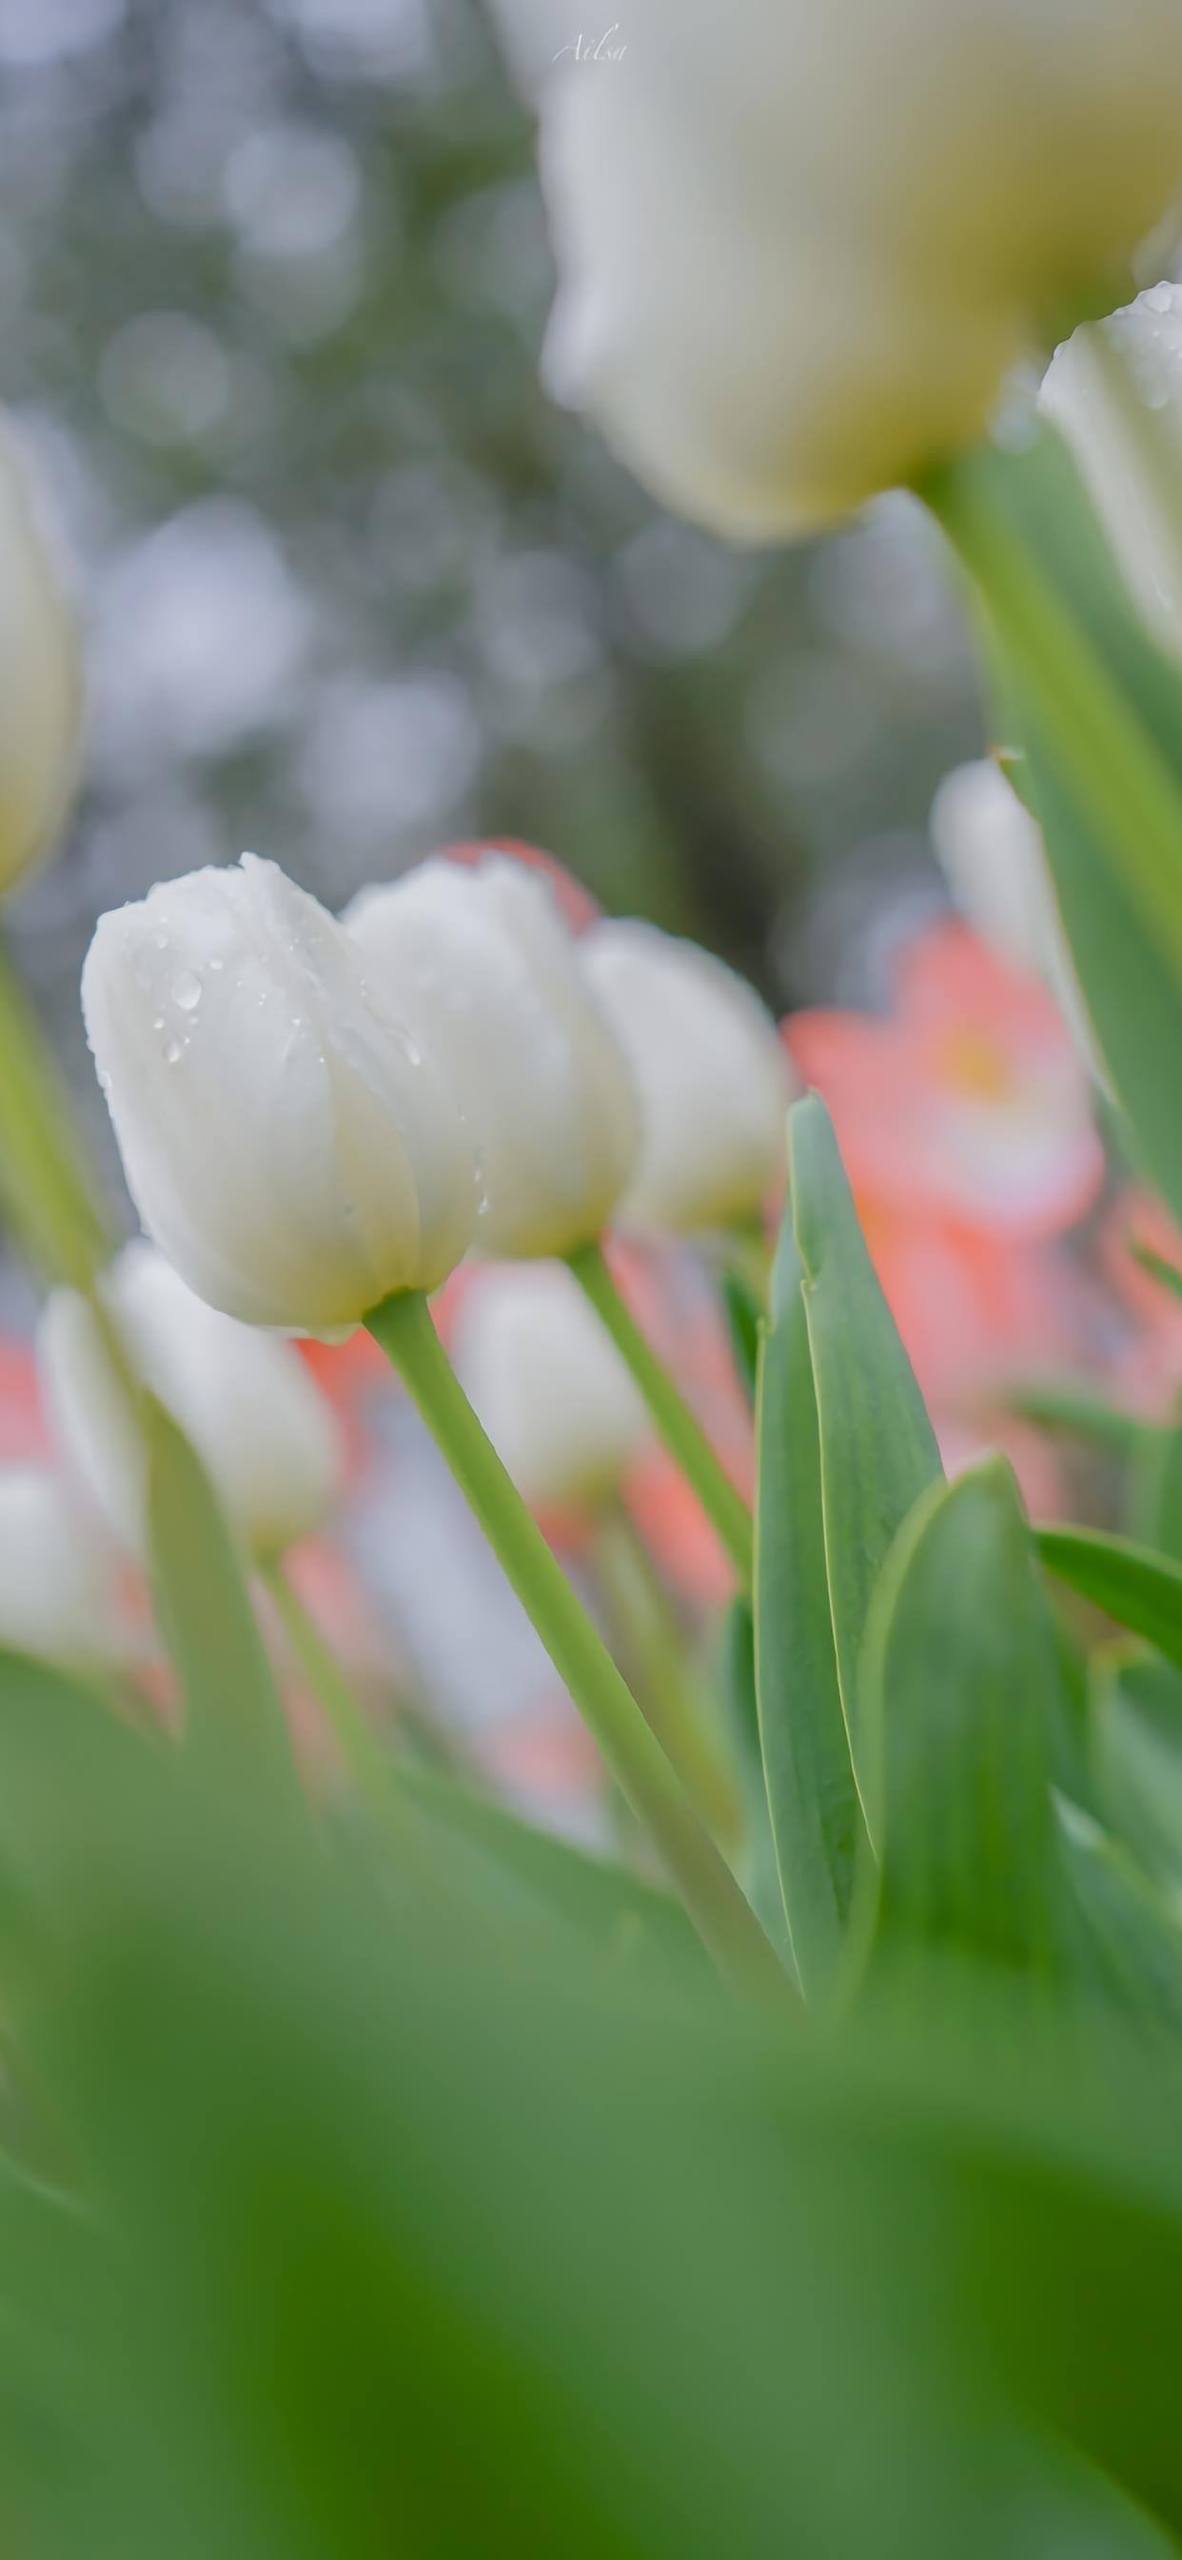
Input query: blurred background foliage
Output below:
<box><xmin>0</xmin><ymin>0</ymin><xmax>985</xmax><ymax>1242</ymax></box>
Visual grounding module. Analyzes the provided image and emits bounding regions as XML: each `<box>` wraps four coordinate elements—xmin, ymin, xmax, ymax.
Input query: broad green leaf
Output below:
<box><xmin>788</xmin><ymin>1093</ymin><xmax>942</xmax><ymax>1757</ymax></box>
<box><xmin>1038</xmin><ymin>1526</ymin><xmax>1182</xmax><ymax>1671</ymax></box>
<box><xmin>715</xmin><ymin>1599</ymin><xmax>796</xmax><ymax>1972</ymax></box>
<box><xmin>402</xmin><ymin>1760</ymin><xmax>712</xmax><ymax>1991</ymax></box>
<box><xmin>1129</xmin><ymin>1426</ymin><xmax>1182</xmax><ymax>1564</ymax></box>
<box><xmin>1092</xmin><ymin>1650</ymin><xmax>1182</xmax><ymax>1898</ymax></box>
<box><xmin>753</xmin><ymin>1205</ymin><xmax>865</xmax><ymax>1996</ymax></box>
<box><xmin>932</xmin><ymin>432</ymin><xmax>1182</xmax><ymax>1224</ymax></box>
<box><xmin>1055</xmin><ymin>1798</ymin><xmax>1182</xmax><ymax>2038</ymax></box>
<box><xmin>145</xmin><ymin>1395</ymin><xmax>294</xmax><ymax>1788</ymax></box>
<box><xmin>861</xmin><ymin>1459</ymin><xmax>1059</xmax><ymax>1973</ymax></box>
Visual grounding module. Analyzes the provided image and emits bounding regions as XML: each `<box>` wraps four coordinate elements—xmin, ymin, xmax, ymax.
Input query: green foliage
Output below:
<box><xmin>860</xmin><ymin>1462</ymin><xmax>1060</xmax><ymax>1976</ymax></box>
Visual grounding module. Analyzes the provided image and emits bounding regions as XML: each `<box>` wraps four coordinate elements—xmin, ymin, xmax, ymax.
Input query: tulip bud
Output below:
<box><xmin>41</xmin><ymin>1241</ymin><xmax>345</xmax><ymax>1562</ymax></box>
<box><xmin>82</xmin><ymin>856</ymin><xmax>479</xmax><ymax>1332</ymax></box>
<box><xmin>929</xmin><ymin>758</ymin><xmax>1101</xmax><ymax>1075</ymax></box>
<box><xmin>455</xmin><ymin>1261</ymin><xmax>650</xmax><ymax>1513</ymax></box>
<box><xmin>496</xmin><ymin>0</ymin><xmax>1182</xmax><ymax>539</ymax></box>
<box><xmin>1040</xmin><ymin>280</ymin><xmax>1182</xmax><ymax>659</ymax></box>
<box><xmin>0</xmin><ymin>412</ymin><xmax>82</xmax><ymax>895</ymax></box>
<box><xmin>581</xmin><ymin>921</ymin><xmax>792</xmax><ymax>1235</ymax></box>
<box><xmin>346</xmin><ymin>855</ymin><xmax>639</xmax><ymax>1258</ymax></box>
<box><xmin>0</xmin><ymin>1467</ymin><xmax>139</xmax><ymax>1672</ymax></box>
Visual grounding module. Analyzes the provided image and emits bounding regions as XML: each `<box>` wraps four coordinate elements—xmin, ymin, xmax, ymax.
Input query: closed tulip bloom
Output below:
<box><xmin>495</xmin><ymin>0</ymin><xmax>1182</xmax><ymax>539</ymax></box>
<box><xmin>0</xmin><ymin>412</ymin><xmax>81</xmax><ymax>894</ymax></box>
<box><xmin>581</xmin><ymin>921</ymin><xmax>792</xmax><ymax>1235</ymax></box>
<box><xmin>455</xmin><ymin>1262</ymin><xmax>650</xmax><ymax>1513</ymax></box>
<box><xmin>346</xmin><ymin>855</ymin><xmax>639</xmax><ymax>1258</ymax></box>
<box><xmin>41</xmin><ymin>1242</ymin><xmax>345</xmax><ymax>1561</ymax></box>
<box><xmin>1040</xmin><ymin>281</ymin><xmax>1182</xmax><ymax>659</ymax></box>
<box><xmin>0</xmin><ymin>1467</ymin><xmax>137</xmax><ymax>1672</ymax></box>
<box><xmin>82</xmin><ymin>856</ymin><xmax>478</xmax><ymax>1332</ymax></box>
<box><xmin>930</xmin><ymin>758</ymin><xmax>1100</xmax><ymax>1075</ymax></box>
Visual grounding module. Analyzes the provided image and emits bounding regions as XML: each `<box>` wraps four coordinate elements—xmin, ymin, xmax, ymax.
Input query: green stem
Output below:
<box><xmin>596</xmin><ymin>1506</ymin><xmax>742</xmax><ymax>1850</ymax></box>
<box><xmin>0</xmin><ymin>929</ymin><xmax>107</xmax><ymax>1286</ymax></box>
<box><xmin>261</xmin><ymin>1557</ymin><xmax>399</xmax><ymax>1817</ymax></box>
<box><xmin>367</xmin><ymin>1289</ymin><xmax>787</xmax><ymax>2002</ymax></box>
<box><xmin>921</xmin><ymin>457</ymin><xmax>1182</xmax><ymax>988</ymax></box>
<box><xmin>567</xmin><ymin>1242</ymin><xmax>754</xmax><ymax>1584</ymax></box>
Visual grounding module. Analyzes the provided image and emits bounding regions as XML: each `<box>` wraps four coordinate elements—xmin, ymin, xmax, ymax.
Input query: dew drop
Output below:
<box><xmin>173</xmin><ymin>968</ymin><xmax>202</xmax><ymax>1012</ymax></box>
<box><xmin>165</xmin><ymin>1038</ymin><xmax>183</xmax><ymax>1066</ymax></box>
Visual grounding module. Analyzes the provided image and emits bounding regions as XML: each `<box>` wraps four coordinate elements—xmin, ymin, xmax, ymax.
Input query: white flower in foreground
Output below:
<box><xmin>1040</xmin><ymin>280</ymin><xmax>1182</xmax><ymax>658</ymax></box>
<box><xmin>0</xmin><ymin>1468</ymin><xmax>137</xmax><ymax>1672</ymax></box>
<box><xmin>41</xmin><ymin>1241</ymin><xmax>344</xmax><ymax>1560</ymax></box>
<box><xmin>494</xmin><ymin>0</ymin><xmax>1182</xmax><ymax>539</ymax></box>
<box><xmin>455</xmin><ymin>1262</ymin><xmax>649</xmax><ymax>1513</ymax></box>
<box><xmin>581</xmin><ymin>921</ymin><xmax>792</xmax><ymax>1234</ymax></box>
<box><xmin>346</xmin><ymin>855</ymin><xmax>638</xmax><ymax>1258</ymax></box>
<box><xmin>0</xmin><ymin>414</ymin><xmax>82</xmax><ymax>894</ymax></box>
<box><xmin>929</xmin><ymin>758</ymin><xmax>1101</xmax><ymax>1076</ymax></box>
<box><xmin>83</xmin><ymin>856</ymin><xmax>478</xmax><ymax>1332</ymax></box>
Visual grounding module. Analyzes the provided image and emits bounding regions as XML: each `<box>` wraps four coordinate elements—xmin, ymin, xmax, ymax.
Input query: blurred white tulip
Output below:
<box><xmin>1040</xmin><ymin>279</ymin><xmax>1182</xmax><ymax>658</ymax></box>
<box><xmin>41</xmin><ymin>1241</ymin><xmax>344</xmax><ymax>1561</ymax></box>
<box><xmin>346</xmin><ymin>855</ymin><xmax>638</xmax><ymax>1257</ymax></box>
<box><xmin>930</xmin><ymin>758</ymin><xmax>1101</xmax><ymax>1074</ymax></box>
<box><xmin>0</xmin><ymin>413</ymin><xmax>82</xmax><ymax>895</ymax></box>
<box><xmin>582</xmin><ymin>921</ymin><xmax>792</xmax><ymax>1234</ymax></box>
<box><xmin>0</xmin><ymin>1467</ymin><xmax>138</xmax><ymax>1672</ymax></box>
<box><xmin>455</xmin><ymin>1261</ymin><xmax>649</xmax><ymax>1513</ymax></box>
<box><xmin>82</xmin><ymin>856</ymin><xmax>478</xmax><ymax>1332</ymax></box>
<box><xmin>492</xmin><ymin>0</ymin><xmax>1182</xmax><ymax>539</ymax></box>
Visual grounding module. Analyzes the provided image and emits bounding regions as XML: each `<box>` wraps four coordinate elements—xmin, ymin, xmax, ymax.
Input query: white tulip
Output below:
<box><xmin>495</xmin><ymin>0</ymin><xmax>1182</xmax><ymax>539</ymax></box>
<box><xmin>0</xmin><ymin>1467</ymin><xmax>138</xmax><ymax>1672</ymax></box>
<box><xmin>455</xmin><ymin>1261</ymin><xmax>649</xmax><ymax>1512</ymax></box>
<box><xmin>82</xmin><ymin>856</ymin><xmax>479</xmax><ymax>1333</ymax></box>
<box><xmin>1040</xmin><ymin>280</ymin><xmax>1182</xmax><ymax>659</ymax></box>
<box><xmin>346</xmin><ymin>855</ymin><xmax>639</xmax><ymax>1258</ymax></box>
<box><xmin>929</xmin><ymin>757</ymin><xmax>1101</xmax><ymax>1075</ymax></box>
<box><xmin>0</xmin><ymin>412</ymin><xmax>82</xmax><ymax>895</ymax></box>
<box><xmin>41</xmin><ymin>1241</ymin><xmax>344</xmax><ymax>1561</ymax></box>
<box><xmin>581</xmin><ymin>921</ymin><xmax>792</xmax><ymax>1234</ymax></box>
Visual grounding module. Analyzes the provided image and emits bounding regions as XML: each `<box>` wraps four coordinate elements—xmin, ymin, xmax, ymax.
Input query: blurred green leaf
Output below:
<box><xmin>932</xmin><ymin>431</ymin><xmax>1182</xmax><ymax>1225</ymax></box>
<box><xmin>753</xmin><ymin>1201</ymin><xmax>865</xmax><ymax>1997</ymax></box>
<box><xmin>1038</xmin><ymin>1527</ymin><xmax>1182</xmax><ymax>1670</ymax></box>
<box><xmin>1131</xmin><ymin>1242</ymin><xmax>1182</xmax><ymax>1307</ymax></box>
<box><xmin>860</xmin><ymin>1460</ymin><xmax>1058</xmax><ymax>1975</ymax></box>
<box><xmin>145</xmin><ymin>1396</ymin><xmax>294</xmax><ymax>1791</ymax></box>
<box><xmin>788</xmin><ymin>1095</ymin><xmax>942</xmax><ymax>1759</ymax></box>
<box><xmin>1092</xmin><ymin>1650</ymin><xmax>1182</xmax><ymax>1898</ymax></box>
<box><xmin>1129</xmin><ymin>1425</ymin><xmax>1182</xmax><ymax>1564</ymax></box>
<box><xmin>1055</xmin><ymin>1798</ymin><xmax>1182</xmax><ymax>2038</ymax></box>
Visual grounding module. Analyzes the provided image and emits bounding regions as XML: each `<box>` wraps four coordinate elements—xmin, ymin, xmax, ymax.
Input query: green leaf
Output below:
<box><xmin>716</xmin><ymin>1598</ymin><xmax>796</xmax><ymax>1978</ymax></box>
<box><xmin>753</xmin><ymin>1204</ymin><xmax>865</xmax><ymax>1996</ymax></box>
<box><xmin>788</xmin><ymin>1094</ymin><xmax>942</xmax><ymax>1760</ymax></box>
<box><xmin>1037</xmin><ymin>1526</ymin><xmax>1182</xmax><ymax>1671</ymax></box>
<box><xmin>1092</xmin><ymin>1650</ymin><xmax>1182</xmax><ymax>1897</ymax></box>
<box><xmin>1129</xmin><ymin>1426</ymin><xmax>1182</xmax><ymax>1564</ymax></box>
<box><xmin>1130</xmin><ymin>1241</ymin><xmax>1182</xmax><ymax>1308</ymax></box>
<box><xmin>721</xmin><ymin>1269</ymin><xmax>761</xmax><ymax>1408</ymax></box>
<box><xmin>930</xmin><ymin>431</ymin><xmax>1182</xmax><ymax>1226</ymax></box>
<box><xmin>145</xmin><ymin>1395</ymin><xmax>294</xmax><ymax>1789</ymax></box>
<box><xmin>1055</xmin><ymin>1797</ymin><xmax>1182</xmax><ymax>2037</ymax></box>
<box><xmin>861</xmin><ymin>1459</ymin><xmax>1059</xmax><ymax>1973</ymax></box>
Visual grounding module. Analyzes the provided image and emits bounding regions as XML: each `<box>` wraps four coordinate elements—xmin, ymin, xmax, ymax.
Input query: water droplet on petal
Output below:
<box><xmin>165</xmin><ymin>1038</ymin><xmax>183</xmax><ymax>1066</ymax></box>
<box><xmin>173</xmin><ymin>969</ymin><xmax>202</xmax><ymax>1013</ymax></box>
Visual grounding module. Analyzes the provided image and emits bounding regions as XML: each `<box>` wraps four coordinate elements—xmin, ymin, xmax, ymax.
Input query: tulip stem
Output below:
<box><xmin>566</xmin><ymin>1243</ymin><xmax>754</xmax><ymax>1584</ymax></box>
<box><xmin>261</xmin><ymin>1558</ymin><xmax>398</xmax><ymax>1815</ymax></box>
<box><xmin>921</xmin><ymin>452</ymin><xmax>1182</xmax><ymax>987</ymax></box>
<box><xmin>367</xmin><ymin>1288</ymin><xmax>788</xmax><ymax>2002</ymax></box>
<box><xmin>0</xmin><ymin>930</ymin><xmax>108</xmax><ymax>1287</ymax></box>
<box><xmin>595</xmin><ymin>1506</ymin><xmax>743</xmax><ymax>1850</ymax></box>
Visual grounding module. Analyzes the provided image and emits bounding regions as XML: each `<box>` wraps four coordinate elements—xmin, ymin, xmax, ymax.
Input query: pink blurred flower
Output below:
<box><xmin>787</xmin><ymin>920</ymin><xmax>1103</xmax><ymax>1241</ymax></box>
